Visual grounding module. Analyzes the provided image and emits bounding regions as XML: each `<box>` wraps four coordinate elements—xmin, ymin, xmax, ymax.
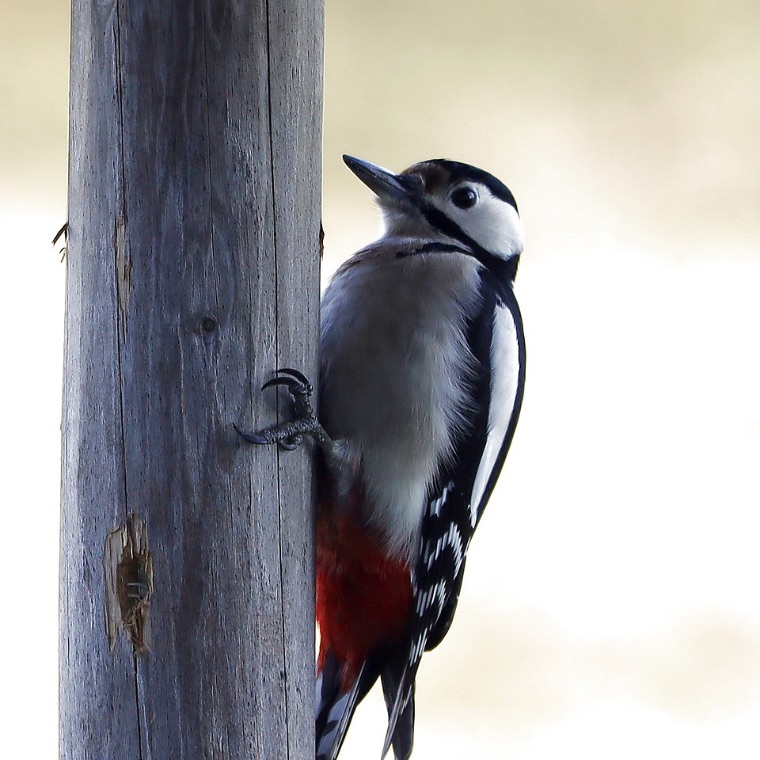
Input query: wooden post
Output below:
<box><xmin>60</xmin><ymin>1</ymin><xmax>322</xmax><ymax>758</ymax></box>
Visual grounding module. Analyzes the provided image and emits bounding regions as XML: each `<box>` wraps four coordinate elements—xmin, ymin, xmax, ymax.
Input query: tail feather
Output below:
<box><xmin>316</xmin><ymin>651</ymin><xmax>379</xmax><ymax>760</ymax></box>
<box><xmin>380</xmin><ymin>660</ymin><xmax>415</xmax><ymax>760</ymax></box>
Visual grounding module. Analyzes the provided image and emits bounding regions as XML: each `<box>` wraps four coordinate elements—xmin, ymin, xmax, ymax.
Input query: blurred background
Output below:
<box><xmin>2</xmin><ymin>0</ymin><xmax>759</xmax><ymax>757</ymax></box>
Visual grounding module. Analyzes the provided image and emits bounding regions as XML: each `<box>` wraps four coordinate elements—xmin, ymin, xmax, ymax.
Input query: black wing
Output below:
<box><xmin>382</xmin><ymin>266</ymin><xmax>526</xmax><ymax>756</ymax></box>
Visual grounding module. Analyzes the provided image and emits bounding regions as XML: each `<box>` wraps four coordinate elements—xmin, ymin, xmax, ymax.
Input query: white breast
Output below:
<box><xmin>320</xmin><ymin>244</ymin><xmax>481</xmax><ymax>560</ymax></box>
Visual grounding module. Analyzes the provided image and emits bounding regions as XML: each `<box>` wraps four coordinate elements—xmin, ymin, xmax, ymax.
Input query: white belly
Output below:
<box><xmin>320</xmin><ymin>249</ymin><xmax>481</xmax><ymax>560</ymax></box>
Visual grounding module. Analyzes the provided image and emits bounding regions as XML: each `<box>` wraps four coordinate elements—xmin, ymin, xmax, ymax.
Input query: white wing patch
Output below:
<box><xmin>428</xmin><ymin>481</ymin><xmax>453</xmax><ymax>518</ymax></box>
<box><xmin>422</xmin><ymin>521</ymin><xmax>464</xmax><ymax>576</ymax></box>
<box><xmin>470</xmin><ymin>303</ymin><xmax>520</xmax><ymax>524</ymax></box>
<box><xmin>410</xmin><ymin>580</ymin><xmax>447</xmax><ymax>659</ymax></box>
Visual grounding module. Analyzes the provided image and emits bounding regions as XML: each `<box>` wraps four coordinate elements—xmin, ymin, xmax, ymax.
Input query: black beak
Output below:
<box><xmin>342</xmin><ymin>155</ymin><xmax>422</xmax><ymax>206</ymax></box>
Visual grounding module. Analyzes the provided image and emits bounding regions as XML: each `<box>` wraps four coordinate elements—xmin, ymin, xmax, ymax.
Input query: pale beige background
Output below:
<box><xmin>2</xmin><ymin>0</ymin><xmax>759</xmax><ymax>757</ymax></box>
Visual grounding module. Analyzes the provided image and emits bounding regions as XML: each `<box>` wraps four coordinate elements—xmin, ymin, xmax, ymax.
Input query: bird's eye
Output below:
<box><xmin>450</xmin><ymin>186</ymin><xmax>478</xmax><ymax>209</ymax></box>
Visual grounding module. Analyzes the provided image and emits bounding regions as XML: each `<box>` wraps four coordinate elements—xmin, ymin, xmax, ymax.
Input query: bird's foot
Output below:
<box><xmin>235</xmin><ymin>368</ymin><xmax>323</xmax><ymax>451</ymax></box>
<box><xmin>237</xmin><ymin>368</ymin><xmax>355</xmax><ymax>494</ymax></box>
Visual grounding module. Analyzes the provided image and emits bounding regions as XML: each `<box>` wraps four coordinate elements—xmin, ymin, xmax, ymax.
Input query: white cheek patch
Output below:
<box><xmin>432</xmin><ymin>186</ymin><xmax>524</xmax><ymax>257</ymax></box>
<box><xmin>469</xmin><ymin>194</ymin><xmax>524</xmax><ymax>256</ymax></box>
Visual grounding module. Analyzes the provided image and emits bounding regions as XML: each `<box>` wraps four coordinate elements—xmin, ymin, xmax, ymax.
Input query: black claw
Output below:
<box><xmin>260</xmin><ymin>369</ymin><xmax>313</xmax><ymax>395</ymax></box>
<box><xmin>279</xmin><ymin>436</ymin><xmax>302</xmax><ymax>451</ymax></box>
<box><xmin>237</xmin><ymin>368</ymin><xmax>315</xmax><ymax>452</ymax></box>
<box><xmin>233</xmin><ymin>423</ymin><xmax>269</xmax><ymax>445</ymax></box>
<box><xmin>275</xmin><ymin>367</ymin><xmax>311</xmax><ymax>386</ymax></box>
<box><xmin>261</xmin><ymin>375</ymin><xmax>302</xmax><ymax>392</ymax></box>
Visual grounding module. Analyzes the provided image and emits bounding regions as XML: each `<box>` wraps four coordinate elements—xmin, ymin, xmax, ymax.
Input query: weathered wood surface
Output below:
<box><xmin>60</xmin><ymin>1</ymin><xmax>322</xmax><ymax>757</ymax></box>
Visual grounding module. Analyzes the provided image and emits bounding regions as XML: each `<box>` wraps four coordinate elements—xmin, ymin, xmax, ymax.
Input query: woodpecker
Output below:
<box><xmin>237</xmin><ymin>155</ymin><xmax>526</xmax><ymax>759</ymax></box>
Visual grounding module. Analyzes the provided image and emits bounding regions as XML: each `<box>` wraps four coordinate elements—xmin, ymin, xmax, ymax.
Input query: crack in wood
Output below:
<box><xmin>114</xmin><ymin>211</ymin><xmax>131</xmax><ymax>323</ymax></box>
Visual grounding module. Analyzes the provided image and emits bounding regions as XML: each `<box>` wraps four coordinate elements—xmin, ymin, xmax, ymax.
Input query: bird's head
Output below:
<box><xmin>343</xmin><ymin>155</ymin><xmax>523</xmax><ymax>261</ymax></box>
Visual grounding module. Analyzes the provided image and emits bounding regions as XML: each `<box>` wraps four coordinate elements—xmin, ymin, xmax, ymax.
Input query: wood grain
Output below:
<box><xmin>60</xmin><ymin>1</ymin><xmax>322</xmax><ymax>757</ymax></box>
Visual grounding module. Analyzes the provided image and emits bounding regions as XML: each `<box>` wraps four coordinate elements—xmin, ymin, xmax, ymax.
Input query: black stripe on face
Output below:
<box><xmin>421</xmin><ymin>203</ymin><xmax>483</xmax><ymax>254</ymax></box>
<box><xmin>396</xmin><ymin>204</ymin><xmax>521</xmax><ymax>283</ymax></box>
<box><xmin>420</xmin><ymin>202</ymin><xmax>520</xmax><ymax>279</ymax></box>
